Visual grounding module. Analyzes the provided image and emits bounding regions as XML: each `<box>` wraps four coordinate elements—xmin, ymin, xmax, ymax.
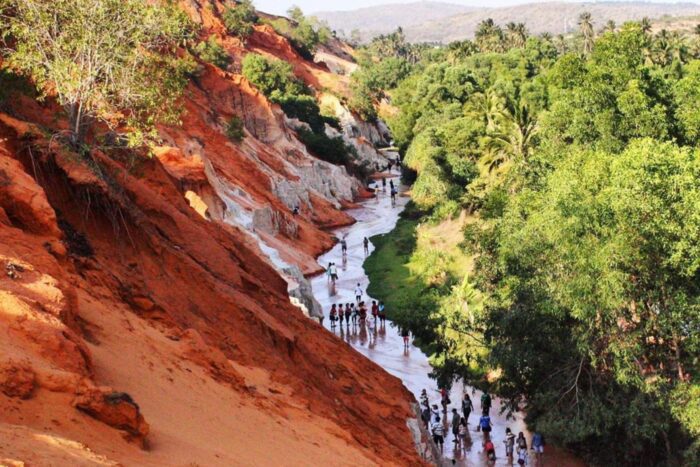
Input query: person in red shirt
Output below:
<box><xmin>371</xmin><ymin>300</ymin><xmax>379</xmax><ymax>321</ymax></box>
<box><xmin>484</xmin><ymin>439</ymin><xmax>496</xmax><ymax>461</ymax></box>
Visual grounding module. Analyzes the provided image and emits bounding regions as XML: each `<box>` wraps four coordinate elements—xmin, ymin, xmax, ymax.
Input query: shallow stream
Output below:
<box><xmin>310</xmin><ymin>177</ymin><xmax>585</xmax><ymax>466</ymax></box>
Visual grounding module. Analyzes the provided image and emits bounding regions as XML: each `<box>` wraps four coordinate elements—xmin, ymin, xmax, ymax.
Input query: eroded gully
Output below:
<box><xmin>310</xmin><ymin>172</ymin><xmax>586</xmax><ymax>467</ymax></box>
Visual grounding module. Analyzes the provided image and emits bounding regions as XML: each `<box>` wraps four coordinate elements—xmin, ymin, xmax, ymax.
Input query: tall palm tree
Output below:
<box><xmin>467</xmin><ymin>88</ymin><xmax>504</xmax><ymax>132</ymax></box>
<box><xmin>555</xmin><ymin>34</ymin><xmax>568</xmax><ymax>54</ymax></box>
<box><xmin>515</xmin><ymin>23</ymin><xmax>528</xmax><ymax>48</ymax></box>
<box><xmin>602</xmin><ymin>20</ymin><xmax>616</xmax><ymax>34</ymax></box>
<box><xmin>475</xmin><ymin>18</ymin><xmax>504</xmax><ymax>52</ymax></box>
<box><xmin>483</xmin><ymin>95</ymin><xmax>538</xmax><ymax>172</ymax></box>
<box><xmin>668</xmin><ymin>31</ymin><xmax>688</xmax><ymax>63</ymax></box>
<box><xmin>578</xmin><ymin>12</ymin><xmax>595</xmax><ymax>55</ymax></box>
<box><xmin>640</xmin><ymin>17</ymin><xmax>653</xmax><ymax>36</ymax></box>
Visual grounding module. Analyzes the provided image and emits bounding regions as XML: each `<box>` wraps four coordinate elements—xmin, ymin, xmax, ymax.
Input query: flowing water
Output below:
<box><xmin>310</xmin><ymin>177</ymin><xmax>585</xmax><ymax>466</ymax></box>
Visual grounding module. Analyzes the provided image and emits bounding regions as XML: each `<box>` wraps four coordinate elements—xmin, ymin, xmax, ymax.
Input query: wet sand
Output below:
<box><xmin>310</xmin><ymin>177</ymin><xmax>586</xmax><ymax>466</ymax></box>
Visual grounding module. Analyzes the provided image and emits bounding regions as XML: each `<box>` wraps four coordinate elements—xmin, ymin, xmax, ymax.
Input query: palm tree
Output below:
<box><xmin>578</xmin><ymin>12</ymin><xmax>595</xmax><ymax>55</ymax></box>
<box><xmin>483</xmin><ymin>95</ymin><xmax>538</xmax><ymax>172</ymax></box>
<box><xmin>668</xmin><ymin>31</ymin><xmax>688</xmax><ymax>63</ymax></box>
<box><xmin>515</xmin><ymin>23</ymin><xmax>528</xmax><ymax>48</ymax></box>
<box><xmin>467</xmin><ymin>88</ymin><xmax>504</xmax><ymax>132</ymax></box>
<box><xmin>555</xmin><ymin>34</ymin><xmax>568</xmax><ymax>54</ymax></box>
<box><xmin>602</xmin><ymin>20</ymin><xmax>616</xmax><ymax>34</ymax></box>
<box><xmin>475</xmin><ymin>18</ymin><xmax>504</xmax><ymax>52</ymax></box>
<box><xmin>640</xmin><ymin>17</ymin><xmax>653</xmax><ymax>36</ymax></box>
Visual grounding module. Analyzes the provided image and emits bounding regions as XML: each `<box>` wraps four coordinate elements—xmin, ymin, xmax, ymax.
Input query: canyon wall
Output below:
<box><xmin>0</xmin><ymin>1</ymin><xmax>424</xmax><ymax>465</ymax></box>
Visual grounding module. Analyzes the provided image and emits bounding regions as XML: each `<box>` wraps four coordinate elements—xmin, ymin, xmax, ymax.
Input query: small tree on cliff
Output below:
<box><xmin>0</xmin><ymin>0</ymin><xmax>193</xmax><ymax>148</ymax></box>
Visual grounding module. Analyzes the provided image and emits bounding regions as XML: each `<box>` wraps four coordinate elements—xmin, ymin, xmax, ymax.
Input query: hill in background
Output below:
<box><xmin>315</xmin><ymin>1</ymin><xmax>700</xmax><ymax>43</ymax></box>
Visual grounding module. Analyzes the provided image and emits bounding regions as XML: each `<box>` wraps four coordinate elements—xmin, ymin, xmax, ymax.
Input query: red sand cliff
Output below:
<box><xmin>0</xmin><ymin>2</ymin><xmax>424</xmax><ymax>465</ymax></box>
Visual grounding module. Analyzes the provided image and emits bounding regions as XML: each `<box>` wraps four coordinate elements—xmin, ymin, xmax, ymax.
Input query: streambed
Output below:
<box><xmin>310</xmin><ymin>177</ymin><xmax>584</xmax><ymax>466</ymax></box>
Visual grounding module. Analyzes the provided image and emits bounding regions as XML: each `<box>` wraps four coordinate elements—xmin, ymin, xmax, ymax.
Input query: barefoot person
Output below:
<box><xmin>431</xmin><ymin>416</ymin><xmax>445</xmax><ymax>453</ymax></box>
<box><xmin>354</xmin><ymin>283</ymin><xmax>363</xmax><ymax>303</ymax></box>
<box><xmin>329</xmin><ymin>304</ymin><xmax>337</xmax><ymax>328</ymax></box>
<box><xmin>451</xmin><ymin>408</ymin><xmax>462</xmax><ymax>445</ymax></box>
<box><xmin>401</xmin><ymin>327</ymin><xmax>410</xmax><ymax>348</ymax></box>
<box><xmin>378</xmin><ymin>301</ymin><xmax>386</xmax><ymax>324</ymax></box>
<box><xmin>504</xmin><ymin>427</ymin><xmax>516</xmax><ymax>459</ymax></box>
<box><xmin>532</xmin><ymin>431</ymin><xmax>545</xmax><ymax>463</ymax></box>
<box><xmin>462</xmin><ymin>393</ymin><xmax>474</xmax><ymax>424</ymax></box>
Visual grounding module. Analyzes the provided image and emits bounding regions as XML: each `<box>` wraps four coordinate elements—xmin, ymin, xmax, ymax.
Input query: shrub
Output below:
<box><xmin>241</xmin><ymin>53</ymin><xmax>307</xmax><ymax>96</ymax></box>
<box><xmin>1</xmin><ymin>0</ymin><xmax>192</xmax><ymax>147</ymax></box>
<box><xmin>297</xmin><ymin>128</ymin><xmax>354</xmax><ymax>165</ymax></box>
<box><xmin>194</xmin><ymin>37</ymin><xmax>231</xmax><ymax>70</ymax></box>
<box><xmin>222</xmin><ymin>0</ymin><xmax>258</xmax><ymax>40</ymax></box>
<box><xmin>273</xmin><ymin>94</ymin><xmax>324</xmax><ymax>132</ymax></box>
<box><xmin>226</xmin><ymin>116</ymin><xmax>245</xmax><ymax>142</ymax></box>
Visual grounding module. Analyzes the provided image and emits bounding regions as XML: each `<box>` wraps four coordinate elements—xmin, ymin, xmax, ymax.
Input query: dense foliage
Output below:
<box><xmin>369</xmin><ymin>17</ymin><xmax>700</xmax><ymax>465</ymax></box>
<box><xmin>222</xmin><ymin>0</ymin><xmax>258</xmax><ymax>42</ymax></box>
<box><xmin>194</xmin><ymin>36</ymin><xmax>231</xmax><ymax>70</ymax></box>
<box><xmin>0</xmin><ymin>0</ymin><xmax>194</xmax><ymax>147</ymax></box>
<box><xmin>242</xmin><ymin>53</ymin><xmax>356</xmax><ymax>166</ymax></box>
<box><xmin>265</xmin><ymin>6</ymin><xmax>331</xmax><ymax>59</ymax></box>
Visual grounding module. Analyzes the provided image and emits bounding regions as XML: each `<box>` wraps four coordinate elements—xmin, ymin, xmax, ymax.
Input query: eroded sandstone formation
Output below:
<box><xmin>0</xmin><ymin>1</ymin><xmax>424</xmax><ymax>465</ymax></box>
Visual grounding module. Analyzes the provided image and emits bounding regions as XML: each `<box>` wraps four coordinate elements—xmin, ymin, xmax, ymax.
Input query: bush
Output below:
<box><xmin>226</xmin><ymin>116</ymin><xmax>245</xmax><ymax>142</ymax></box>
<box><xmin>194</xmin><ymin>37</ymin><xmax>231</xmax><ymax>70</ymax></box>
<box><xmin>297</xmin><ymin>128</ymin><xmax>354</xmax><ymax>165</ymax></box>
<box><xmin>273</xmin><ymin>94</ymin><xmax>324</xmax><ymax>132</ymax></box>
<box><xmin>241</xmin><ymin>53</ymin><xmax>307</xmax><ymax>96</ymax></box>
<box><xmin>222</xmin><ymin>0</ymin><xmax>258</xmax><ymax>40</ymax></box>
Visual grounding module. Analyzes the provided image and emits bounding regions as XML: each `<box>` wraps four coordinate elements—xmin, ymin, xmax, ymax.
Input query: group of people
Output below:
<box><xmin>329</xmin><ymin>298</ymin><xmax>386</xmax><ymax>328</ymax></box>
<box><xmin>420</xmin><ymin>389</ymin><xmax>546</xmax><ymax>465</ymax></box>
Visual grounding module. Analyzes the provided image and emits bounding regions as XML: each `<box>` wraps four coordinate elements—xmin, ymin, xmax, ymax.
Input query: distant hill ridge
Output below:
<box><xmin>315</xmin><ymin>1</ymin><xmax>700</xmax><ymax>43</ymax></box>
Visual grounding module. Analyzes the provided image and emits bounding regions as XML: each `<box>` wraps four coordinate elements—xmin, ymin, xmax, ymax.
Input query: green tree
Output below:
<box><xmin>222</xmin><ymin>0</ymin><xmax>258</xmax><ymax>42</ymax></box>
<box><xmin>194</xmin><ymin>36</ymin><xmax>231</xmax><ymax>70</ymax></box>
<box><xmin>0</xmin><ymin>0</ymin><xmax>192</xmax><ymax>147</ymax></box>
<box><xmin>578</xmin><ymin>12</ymin><xmax>595</xmax><ymax>55</ymax></box>
<box><xmin>241</xmin><ymin>53</ymin><xmax>305</xmax><ymax>97</ymax></box>
<box><xmin>475</xmin><ymin>18</ymin><xmax>504</xmax><ymax>53</ymax></box>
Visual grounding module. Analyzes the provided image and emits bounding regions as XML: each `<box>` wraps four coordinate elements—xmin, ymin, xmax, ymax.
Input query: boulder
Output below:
<box><xmin>73</xmin><ymin>387</ymin><xmax>149</xmax><ymax>448</ymax></box>
<box><xmin>0</xmin><ymin>360</ymin><xmax>36</xmax><ymax>399</ymax></box>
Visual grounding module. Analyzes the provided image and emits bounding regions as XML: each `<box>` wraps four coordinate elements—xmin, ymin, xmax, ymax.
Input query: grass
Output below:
<box><xmin>365</xmin><ymin>203</ymin><xmax>477</xmax><ymax>348</ymax></box>
<box><xmin>364</xmin><ymin>211</ymin><xmax>421</xmax><ymax>316</ymax></box>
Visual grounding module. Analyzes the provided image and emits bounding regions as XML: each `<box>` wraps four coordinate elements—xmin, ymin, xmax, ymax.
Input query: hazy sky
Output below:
<box><xmin>255</xmin><ymin>0</ymin><xmax>698</xmax><ymax>16</ymax></box>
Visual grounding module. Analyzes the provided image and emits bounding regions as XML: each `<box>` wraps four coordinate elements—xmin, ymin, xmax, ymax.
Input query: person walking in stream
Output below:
<box><xmin>532</xmin><ymin>431</ymin><xmax>545</xmax><ymax>463</ymax></box>
<box><xmin>363</xmin><ymin>237</ymin><xmax>369</xmax><ymax>255</ymax></box>
<box><xmin>504</xmin><ymin>427</ymin><xmax>516</xmax><ymax>460</ymax></box>
<box><xmin>478</xmin><ymin>413</ymin><xmax>492</xmax><ymax>435</ymax></box>
<box><xmin>451</xmin><ymin>408</ymin><xmax>462</xmax><ymax>445</ymax></box>
<box><xmin>382</xmin><ymin>176</ymin><xmax>386</xmax><ymax>192</ymax></box>
<box><xmin>481</xmin><ymin>391</ymin><xmax>492</xmax><ymax>416</ymax></box>
<box><xmin>371</xmin><ymin>300</ymin><xmax>379</xmax><ymax>321</ymax></box>
<box><xmin>340</xmin><ymin>237</ymin><xmax>347</xmax><ymax>258</ymax></box>
<box><xmin>354</xmin><ymin>283</ymin><xmax>363</xmax><ymax>303</ymax></box>
<box><xmin>337</xmin><ymin>304</ymin><xmax>345</xmax><ymax>327</ymax></box>
<box><xmin>345</xmin><ymin>302</ymin><xmax>352</xmax><ymax>325</ymax></box>
<box><xmin>440</xmin><ymin>387</ymin><xmax>450</xmax><ymax>413</ymax></box>
<box><xmin>329</xmin><ymin>304</ymin><xmax>337</xmax><ymax>328</ymax></box>
<box><xmin>326</xmin><ymin>262</ymin><xmax>332</xmax><ymax>283</ymax></box>
<box><xmin>329</xmin><ymin>262</ymin><xmax>338</xmax><ymax>284</ymax></box>
<box><xmin>378</xmin><ymin>301</ymin><xmax>386</xmax><ymax>324</ymax></box>
<box><xmin>400</xmin><ymin>327</ymin><xmax>410</xmax><ymax>349</ymax></box>
<box><xmin>390</xmin><ymin>186</ymin><xmax>397</xmax><ymax>207</ymax></box>
<box><xmin>462</xmin><ymin>393</ymin><xmax>474</xmax><ymax>424</ymax></box>
<box><xmin>431</xmin><ymin>416</ymin><xmax>445</xmax><ymax>453</ymax></box>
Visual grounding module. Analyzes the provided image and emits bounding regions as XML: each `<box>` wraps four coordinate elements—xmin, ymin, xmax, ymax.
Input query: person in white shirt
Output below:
<box><xmin>354</xmin><ymin>283</ymin><xmax>363</xmax><ymax>303</ymax></box>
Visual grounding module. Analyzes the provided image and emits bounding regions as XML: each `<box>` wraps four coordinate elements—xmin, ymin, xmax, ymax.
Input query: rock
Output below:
<box><xmin>283</xmin><ymin>265</ymin><xmax>323</xmax><ymax>320</ymax></box>
<box><xmin>131</xmin><ymin>296</ymin><xmax>155</xmax><ymax>312</ymax></box>
<box><xmin>73</xmin><ymin>387</ymin><xmax>149</xmax><ymax>448</ymax></box>
<box><xmin>0</xmin><ymin>360</ymin><xmax>36</xmax><ymax>399</ymax></box>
